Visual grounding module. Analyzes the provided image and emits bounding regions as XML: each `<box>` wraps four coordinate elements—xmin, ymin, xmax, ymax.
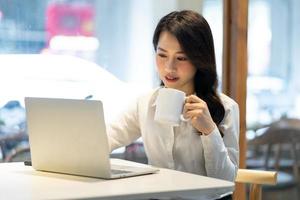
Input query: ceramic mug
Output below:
<box><xmin>154</xmin><ymin>88</ymin><xmax>188</xmax><ymax>126</ymax></box>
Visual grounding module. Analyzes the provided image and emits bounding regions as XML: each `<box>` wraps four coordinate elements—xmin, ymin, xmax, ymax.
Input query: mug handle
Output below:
<box><xmin>180</xmin><ymin>96</ymin><xmax>189</xmax><ymax>122</ymax></box>
<box><xmin>180</xmin><ymin>114</ymin><xmax>189</xmax><ymax>122</ymax></box>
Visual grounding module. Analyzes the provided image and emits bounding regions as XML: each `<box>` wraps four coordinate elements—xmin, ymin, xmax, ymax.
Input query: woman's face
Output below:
<box><xmin>156</xmin><ymin>31</ymin><xmax>197</xmax><ymax>95</ymax></box>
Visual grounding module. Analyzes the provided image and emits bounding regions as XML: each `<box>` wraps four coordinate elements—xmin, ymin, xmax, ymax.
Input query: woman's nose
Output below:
<box><xmin>165</xmin><ymin>58</ymin><xmax>176</xmax><ymax>71</ymax></box>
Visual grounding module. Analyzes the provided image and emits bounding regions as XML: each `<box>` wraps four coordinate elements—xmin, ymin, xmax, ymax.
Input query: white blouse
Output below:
<box><xmin>108</xmin><ymin>87</ymin><xmax>239</xmax><ymax>183</ymax></box>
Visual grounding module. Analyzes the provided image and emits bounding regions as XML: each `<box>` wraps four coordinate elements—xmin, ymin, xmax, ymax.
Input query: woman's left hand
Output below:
<box><xmin>183</xmin><ymin>95</ymin><xmax>216</xmax><ymax>135</ymax></box>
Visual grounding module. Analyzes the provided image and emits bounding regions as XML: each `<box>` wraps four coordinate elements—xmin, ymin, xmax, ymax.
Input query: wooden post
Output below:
<box><xmin>222</xmin><ymin>0</ymin><xmax>248</xmax><ymax>199</ymax></box>
<box><xmin>249</xmin><ymin>184</ymin><xmax>262</xmax><ymax>200</ymax></box>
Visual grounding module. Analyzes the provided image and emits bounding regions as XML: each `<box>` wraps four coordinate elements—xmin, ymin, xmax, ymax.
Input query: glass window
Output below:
<box><xmin>0</xmin><ymin>0</ymin><xmax>224</xmax><ymax>127</ymax></box>
<box><xmin>247</xmin><ymin>0</ymin><xmax>300</xmax><ymax>130</ymax></box>
<box><xmin>202</xmin><ymin>0</ymin><xmax>223</xmax><ymax>84</ymax></box>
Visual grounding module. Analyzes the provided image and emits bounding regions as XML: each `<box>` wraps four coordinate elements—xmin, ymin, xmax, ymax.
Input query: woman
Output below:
<box><xmin>108</xmin><ymin>10</ymin><xmax>239</xmax><ymax>200</ymax></box>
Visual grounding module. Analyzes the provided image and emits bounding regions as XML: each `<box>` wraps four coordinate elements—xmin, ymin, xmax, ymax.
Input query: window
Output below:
<box><xmin>202</xmin><ymin>0</ymin><xmax>223</xmax><ymax>83</ymax></box>
<box><xmin>247</xmin><ymin>0</ymin><xmax>300</xmax><ymax>131</ymax></box>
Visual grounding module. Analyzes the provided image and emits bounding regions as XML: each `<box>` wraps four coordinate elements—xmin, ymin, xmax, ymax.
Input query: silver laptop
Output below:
<box><xmin>24</xmin><ymin>97</ymin><xmax>158</xmax><ymax>179</ymax></box>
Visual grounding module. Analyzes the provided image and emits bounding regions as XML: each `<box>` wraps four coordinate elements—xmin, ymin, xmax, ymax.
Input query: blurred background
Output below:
<box><xmin>1</xmin><ymin>0</ymin><xmax>300</xmax><ymax>199</ymax></box>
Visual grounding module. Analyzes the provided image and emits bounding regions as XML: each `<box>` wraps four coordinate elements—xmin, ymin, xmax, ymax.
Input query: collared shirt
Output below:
<box><xmin>108</xmin><ymin>87</ymin><xmax>239</xmax><ymax>182</ymax></box>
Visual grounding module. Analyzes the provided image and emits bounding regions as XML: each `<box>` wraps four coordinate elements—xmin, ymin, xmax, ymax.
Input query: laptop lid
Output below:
<box><xmin>25</xmin><ymin>97</ymin><xmax>112</xmax><ymax>178</ymax></box>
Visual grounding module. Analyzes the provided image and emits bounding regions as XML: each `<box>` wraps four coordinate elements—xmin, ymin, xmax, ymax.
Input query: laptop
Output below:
<box><xmin>24</xmin><ymin>97</ymin><xmax>159</xmax><ymax>179</ymax></box>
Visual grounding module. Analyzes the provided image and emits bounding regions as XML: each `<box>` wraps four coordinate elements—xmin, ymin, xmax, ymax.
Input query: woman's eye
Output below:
<box><xmin>177</xmin><ymin>56</ymin><xmax>188</xmax><ymax>61</ymax></box>
<box><xmin>158</xmin><ymin>53</ymin><xmax>167</xmax><ymax>58</ymax></box>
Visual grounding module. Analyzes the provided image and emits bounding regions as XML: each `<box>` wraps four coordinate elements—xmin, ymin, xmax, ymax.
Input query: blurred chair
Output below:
<box><xmin>0</xmin><ymin>131</ymin><xmax>28</xmax><ymax>162</ymax></box>
<box><xmin>247</xmin><ymin>118</ymin><xmax>300</xmax><ymax>199</ymax></box>
<box><xmin>235</xmin><ymin>169</ymin><xmax>277</xmax><ymax>200</ymax></box>
<box><xmin>4</xmin><ymin>142</ymin><xmax>30</xmax><ymax>162</ymax></box>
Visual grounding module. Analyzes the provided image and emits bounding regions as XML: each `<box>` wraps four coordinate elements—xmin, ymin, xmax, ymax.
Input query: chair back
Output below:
<box><xmin>249</xmin><ymin>118</ymin><xmax>300</xmax><ymax>145</ymax></box>
<box><xmin>235</xmin><ymin>169</ymin><xmax>277</xmax><ymax>200</ymax></box>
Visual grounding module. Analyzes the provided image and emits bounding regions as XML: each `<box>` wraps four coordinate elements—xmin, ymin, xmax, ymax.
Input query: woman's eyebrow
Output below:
<box><xmin>157</xmin><ymin>47</ymin><xmax>167</xmax><ymax>52</ymax></box>
<box><xmin>157</xmin><ymin>47</ymin><xmax>185</xmax><ymax>54</ymax></box>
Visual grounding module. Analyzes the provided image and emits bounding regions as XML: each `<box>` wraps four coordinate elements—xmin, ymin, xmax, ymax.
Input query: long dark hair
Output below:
<box><xmin>153</xmin><ymin>10</ymin><xmax>225</xmax><ymax>135</ymax></box>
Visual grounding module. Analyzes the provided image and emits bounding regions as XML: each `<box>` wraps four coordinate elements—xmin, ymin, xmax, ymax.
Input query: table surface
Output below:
<box><xmin>0</xmin><ymin>159</ymin><xmax>234</xmax><ymax>200</ymax></box>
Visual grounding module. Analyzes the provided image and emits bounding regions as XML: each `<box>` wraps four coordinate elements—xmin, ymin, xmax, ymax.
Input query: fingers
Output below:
<box><xmin>184</xmin><ymin>109</ymin><xmax>204</xmax><ymax>119</ymax></box>
<box><xmin>185</xmin><ymin>95</ymin><xmax>206</xmax><ymax>104</ymax></box>
<box><xmin>183</xmin><ymin>96</ymin><xmax>206</xmax><ymax>119</ymax></box>
<box><xmin>184</xmin><ymin>102</ymin><xmax>205</xmax><ymax>110</ymax></box>
<box><xmin>183</xmin><ymin>95</ymin><xmax>208</xmax><ymax>120</ymax></box>
<box><xmin>183</xmin><ymin>95</ymin><xmax>215</xmax><ymax>135</ymax></box>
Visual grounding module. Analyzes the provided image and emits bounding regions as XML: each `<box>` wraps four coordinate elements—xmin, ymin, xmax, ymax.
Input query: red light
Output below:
<box><xmin>46</xmin><ymin>3</ymin><xmax>95</xmax><ymax>42</ymax></box>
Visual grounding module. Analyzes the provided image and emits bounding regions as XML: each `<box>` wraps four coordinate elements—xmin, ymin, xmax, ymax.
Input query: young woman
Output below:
<box><xmin>108</xmin><ymin>10</ymin><xmax>239</xmax><ymax>200</ymax></box>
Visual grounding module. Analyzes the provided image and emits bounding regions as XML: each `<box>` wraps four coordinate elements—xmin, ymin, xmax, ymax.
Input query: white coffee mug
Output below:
<box><xmin>154</xmin><ymin>88</ymin><xmax>187</xmax><ymax>126</ymax></box>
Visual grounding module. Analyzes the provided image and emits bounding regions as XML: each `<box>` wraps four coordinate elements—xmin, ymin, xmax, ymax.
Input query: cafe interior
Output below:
<box><xmin>1</xmin><ymin>0</ymin><xmax>300</xmax><ymax>199</ymax></box>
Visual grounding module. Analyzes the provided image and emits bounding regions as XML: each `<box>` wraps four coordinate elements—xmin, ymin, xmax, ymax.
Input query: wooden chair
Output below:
<box><xmin>247</xmin><ymin>118</ymin><xmax>300</xmax><ymax>178</ymax></box>
<box><xmin>246</xmin><ymin>118</ymin><xmax>300</xmax><ymax>199</ymax></box>
<box><xmin>235</xmin><ymin>169</ymin><xmax>277</xmax><ymax>200</ymax></box>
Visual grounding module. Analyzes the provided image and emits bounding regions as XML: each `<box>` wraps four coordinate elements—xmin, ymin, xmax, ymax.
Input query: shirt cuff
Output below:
<box><xmin>200</xmin><ymin>126</ymin><xmax>225</xmax><ymax>151</ymax></box>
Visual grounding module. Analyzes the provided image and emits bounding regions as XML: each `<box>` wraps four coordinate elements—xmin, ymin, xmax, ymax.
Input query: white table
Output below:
<box><xmin>0</xmin><ymin>159</ymin><xmax>234</xmax><ymax>200</ymax></box>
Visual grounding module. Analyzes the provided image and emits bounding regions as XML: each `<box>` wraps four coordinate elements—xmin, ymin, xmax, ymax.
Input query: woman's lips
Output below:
<box><xmin>165</xmin><ymin>75</ymin><xmax>179</xmax><ymax>82</ymax></box>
